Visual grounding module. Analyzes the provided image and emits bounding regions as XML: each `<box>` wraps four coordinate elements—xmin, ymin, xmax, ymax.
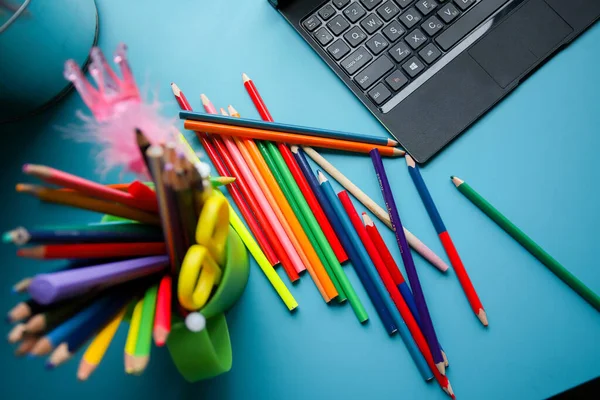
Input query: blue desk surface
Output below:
<box><xmin>2</xmin><ymin>0</ymin><xmax>599</xmax><ymax>399</ymax></box>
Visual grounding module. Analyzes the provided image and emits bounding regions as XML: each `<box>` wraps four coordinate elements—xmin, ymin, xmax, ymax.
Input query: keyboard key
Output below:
<box><xmin>354</xmin><ymin>55</ymin><xmax>394</xmax><ymax>89</ymax></box>
<box><xmin>402</xmin><ymin>56</ymin><xmax>425</xmax><ymax>77</ymax></box>
<box><xmin>341</xmin><ymin>46</ymin><xmax>373</xmax><ymax>75</ymax></box>
<box><xmin>328</xmin><ymin>39</ymin><xmax>351</xmax><ymax>60</ymax></box>
<box><xmin>382</xmin><ymin>21</ymin><xmax>405</xmax><ymax>42</ymax></box>
<box><xmin>360</xmin><ymin>0</ymin><xmax>383</xmax><ymax>10</ymax></box>
<box><xmin>454</xmin><ymin>0</ymin><xmax>475</xmax><ymax>11</ymax></box>
<box><xmin>366</xmin><ymin>33</ymin><xmax>390</xmax><ymax>55</ymax></box>
<box><xmin>360</xmin><ymin>14</ymin><xmax>384</xmax><ymax>34</ymax></box>
<box><xmin>303</xmin><ymin>15</ymin><xmax>322</xmax><ymax>32</ymax></box>
<box><xmin>385</xmin><ymin>69</ymin><xmax>408</xmax><ymax>91</ymax></box>
<box><xmin>406</xmin><ymin>28</ymin><xmax>427</xmax><ymax>49</ymax></box>
<box><xmin>344</xmin><ymin>2</ymin><xmax>367</xmax><ymax>23</ymax></box>
<box><xmin>314</xmin><ymin>27</ymin><xmax>334</xmax><ymax>45</ymax></box>
<box><xmin>399</xmin><ymin>8</ymin><xmax>422</xmax><ymax>29</ymax></box>
<box><xmin>436</xmin><ymin>0</ymin><xmax>510</xmax><ymax>51</ymax></box>
<box><xmin>318</xmin><ymin>4</ymin><xmax>337</xmax><ymax>21</ymax></box>
<box><xmin>368</xmin><ymin>83</ymin><xmax>392</xmax><ymax>105</ymax></box>
<box><xmin>344</xmin><ymin>26</ymin><xmax>368</xmax><ymax>47</ymax></box>
<box><xmin>333</xmin><ymin>0</ymin><xmax>351</xmax><ymax>9</ymax></box>
<box><xmin>416</xmin><ymin>0</ymin><xmax>438</xmax><ymax>15</ymax></box>
<box><xmin>437</xmin><ymin>3</ymin><xmax>460</xmax><ymax>23</ymax></box>
<box><xmin>377</xmin><ymin>1</ymin><xmax>401</xmax><ymax>21</ymax></box>
<box><xmin>418</xmin><ymin>43</ymin><xmax>441</xmax><ymax>64</ymax></box>
<box><xmin>395</xmin><ymin>0</ymin><xmax>414</xmax><ymax>9</ymax></box>
<box><xmin>421</xmin><ymin>15</ymin><xmax>444</xmax><ymax>36</ymax></box>
<box><xmin>327</xmin><ymin>15</ymin><xmax>351</xmax><ymax>35</ymax></box>
<box><xmin>389</xmin><ymin>41</ymin><xmax>412</xmax><ymax>63</ymax></box>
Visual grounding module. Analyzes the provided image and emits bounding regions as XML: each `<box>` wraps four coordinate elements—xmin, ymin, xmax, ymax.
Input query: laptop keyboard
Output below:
<box><xmin>303</xmin><ymin>0</ymin><xmax>500</xmax><ymax>109</ymax></box>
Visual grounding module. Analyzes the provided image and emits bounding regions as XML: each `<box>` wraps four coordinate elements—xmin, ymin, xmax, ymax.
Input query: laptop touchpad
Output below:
<box><xmin>469</xmin><ymin>0</ymin><xmax>572</xmax><ymax>88</ymax></box>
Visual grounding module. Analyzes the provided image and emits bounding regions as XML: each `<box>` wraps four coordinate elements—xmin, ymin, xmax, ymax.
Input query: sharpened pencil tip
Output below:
<box><xmin>200</xmin><ymin>94</ymin><xmax>210</xmax><ymax>106</ymax></box>
<box><xmin>361</xmin><ymin>212</ymin><xmax>374</xmax><ymax>226</ymax></box>
<box><xmin>317</xmin><ymin>170</ymin><xmax>328</xmax><ymax>184</ymax></box>
<box><xmin>242</xmin><ymin>73</ymin><xmax>250</xmax><ymax>83</ymax></box>
<box><xmin>477</xmin><ymin>309</ymin><xmax>489</xmax><ymax>326</ymax></box>
<box><xmin>22</xmin><ymin>164</ymin><xmax>31</xmax><ymax>173</ymax></box>
<box><xmin>170</xmin><ymin>82</ymin><xmax>181</xmax><ymax>96</ymax></box>
<box><xmin>290</xmin><ymin>145</ymin><xmax>299</xmax><ymax>153</ymax></box>
<box><xmin>451</xmin><ymin>176</ymin><xmax>464</xmax><ymax>187</ymax></box>
<box><xmin>45</xmin><ymin>362</ymin><xmax>55</xmax><ymax>370</ymax></box>
<box><xmin>405</xmin><ymin>154</ymin><xmax>415</xmax><ymax>167</ymax></box>
<box><xmin>392</xmin><ymin>148</ymin><xmax>406</xmax><ymax>156</ymax></box>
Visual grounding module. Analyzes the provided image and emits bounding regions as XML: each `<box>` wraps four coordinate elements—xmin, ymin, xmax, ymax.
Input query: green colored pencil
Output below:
<box><xmin>133</xmin><ymin>283</ymin><xmax>158</xmax><ymax>374</ymax></box>
<box><xmin>452</xmin><ymin>176</ymin><xmax>600</xmax><ymax>311</ymax></box>
<box><xmin>258</xmin><ymin>141</ymin><xmax>345</xmax><ymax>300</ymax></box>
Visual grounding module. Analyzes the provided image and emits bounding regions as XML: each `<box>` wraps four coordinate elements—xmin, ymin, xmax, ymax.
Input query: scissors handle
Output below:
<box><xmin>195</xmin><ymin>194</ymin><xmax>229</xmax><ymax>266</ymax></box>
<box><xmin>178</xmin><ymin>244</ymin><xmax>223</xmax><ymax>311</ymax></box>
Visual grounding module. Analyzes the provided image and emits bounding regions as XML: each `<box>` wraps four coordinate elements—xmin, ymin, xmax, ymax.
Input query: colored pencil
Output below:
<box><xmin>8</xmin><ymin>323</ymin><xmax>26</xmax><ymax>343</ymax></box>
<box><xmin>17</xmin><ymin>242</ymin><xmax>166</xmax><ymax>260</ymax></box>
<box><xmin>370</xmin><ymin>149</ymin><xmax>445</xmax><ymax>374</ymax></box>
<box><xmin>23</xmin><ymin>220</ymin><xmax>161</xmax><ymax>234</ymax></box>
<box><xmin>28</xmin><ymin>255</ymin><xmax>168</xmax><ymax>305</ymax></box>
<box><xmin>289</xmin><ymin>146</ymin><xmax>348</xmax><ymax>263</ymax></box>
<box><xmin>77</xmin><ymin>306</ymin><xmax>127</xmax><ymax>380</ymax></box>
<box><xmin>16</xmin><ymin>184</ymin><xmax>161</xmax><ymax>225</ymax></box>
<box><xmin>153</xmin><ymin>275</ymin><xmax>171</xmax><ymax>346</ymax></box>
<box><xmin>124</xmin><ymin>299</ymin><xmax>143</xmax><ymax>373</ymax></box>
<box><xmin>243</xmin><ymin>134</ymin><xmax>336</xmax><ymax>301</ymax></box>
<box><xmin>334</xmin><ymin>189</ymin><xmax>398</xmax><ymax>334</ymax></box>
<box><xmin>406</xmin><ymin>156</ymin><xmax>488</xmax><ymax>326</ymax></box>
<box><xmin>23</xmin><ymin>291</ymin><xmax>100</xmax><ymax>334</ymax></box>
<box><xmin>204</xmin><ymin>97</ymin><xmax>304</xmax><ymax>277</ymax></box>
<box><xmin>3</xmin><ymin>226</ymin><xmax>163</xmax><ymax>245</ymax></box>
<box><xmin>224</xmin><ymin>193</ymin><xmax>298</xmax><ymax>311</ymax></box>
<box><xmin>452</xmin><ymin>175</ymin><xmax>600</xmax><ymax>312</ymax></box>
<box><xmin>47</xmin><ymin>297</ymin><xmax>128</xmax><ymax>369</ymax></box>
<box><xmin>230</xmin><ymin>108</ymin><xmax>333</xmax><ymax>301</ymax></box>
<box><xmin>132</xmin><ymin>284</ymin><xmax>158</xmax><ymax>374</ymax></box>
<box><xmin>302</xmin><ymin>146</ymin><xmax>449</xmax><ymax>272</ymax></box>
<box><xmin>22</xmin><ymin>164</ymin><xmax>158</xmax><ymax>213</ymax></box>
<box><xmin>211</xmin><ymin>134</ymin><xmax>299</xmax><ymax>281</ymax></box>
<box><xmin>180</xmin><ymin>110</ymin><xmax>398</xmax><ymax>147</ymax></box>
<box><xmin>262</xmin><ymin>141</ymin><xmax>345</xmax><ymax>298</ymax></box>
<box><xmin>29</xmin><ymin>297</ymin><xmax>113</xmax><ymax>356</ymax></box>
<box><xmin>12</xmin><ymin>277</ymin><xmax>32</xmax><ymax>293</ymax></box>
<box><xmin>15</xmin><ymin>336</ymin><xmax>39</xmax><ymax>356</ymax></box>
<box><xmin>183</xmin><ymin>119</ymin><xmax>404</xmax><ymax>157</ymax></box>
<box><xmin>341</xmin><ymin>194</ymin><xmax>433</xmax><ymax>380</ymax></box>
<box><xmin>7</xmin><ymin>298</ymin><xmax>44</xmax><ymax>323</ymax></box>
<box><xmin>170</xmin><ymin>82</ymin><xmax>280</xmax><ymax>271</ymax></box>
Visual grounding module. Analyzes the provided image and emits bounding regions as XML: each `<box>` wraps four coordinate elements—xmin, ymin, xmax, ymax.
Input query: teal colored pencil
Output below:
<box><xmin>452</xmin><ymin>176</ymin><xmax>600</xmax><ymax>311</ymax></box>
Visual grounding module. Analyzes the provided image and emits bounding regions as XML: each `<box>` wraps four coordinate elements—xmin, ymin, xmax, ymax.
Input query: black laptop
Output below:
<box><xmin>268</xmin><ymin>0</ymin><xmax>600</xmax><ymax>162</ymax></box>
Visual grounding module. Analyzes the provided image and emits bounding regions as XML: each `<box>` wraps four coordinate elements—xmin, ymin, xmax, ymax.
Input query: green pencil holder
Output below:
<box><xmin>102</xmin><ymin>208</ymin><xmax>250</xmax><ymax>382</ymax></box>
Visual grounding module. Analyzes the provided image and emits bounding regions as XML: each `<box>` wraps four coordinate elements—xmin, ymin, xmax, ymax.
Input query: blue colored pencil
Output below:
<box><xmin>46</xmin><ymin>295</ymin><xmax>129</xmax><ymax>369</ymax></box>
<box><xmin>2</xmin><ymin>226</ymin><xmax>163</xmax><ymax>245</ymax></box>
<box><xmin>179</xmin><ymin>111</ymin><xmax>397</xmax><ymax>147</ymax></box>
<box><xmin>406</xmin><ymin>155</ymin><xmax>488</xmax><ymax>326</ymax></box>
<box><xmin>29</xmin><ymin>296</ymin><xmax>113</xmax><ymax>356</ymax></box>
<box><xmin>318</xmin><ymin>171</ymin><xmax>397</xmax><ymax>334</ymax></box>
<box><xmin>370</xmin><ymin>149</ymin><xmax>446</xmax><ymax>375</ymax></box>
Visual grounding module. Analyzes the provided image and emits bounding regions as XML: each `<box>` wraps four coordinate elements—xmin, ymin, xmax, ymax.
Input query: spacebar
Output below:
<box><xmin>435</xmin><ymin>0</ymin><xmax>512</xmax><ymax>51</ymax></box>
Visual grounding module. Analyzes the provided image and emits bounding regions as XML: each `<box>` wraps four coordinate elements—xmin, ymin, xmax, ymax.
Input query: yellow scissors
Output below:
<box><xmin>178</xmin><ymin>192</ymin><xmax>229</xmax><ymax>311</ymax></box>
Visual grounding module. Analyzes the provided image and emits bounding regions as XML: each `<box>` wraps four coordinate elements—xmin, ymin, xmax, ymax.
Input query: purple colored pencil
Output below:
<box><xmin>369</xmin><ymin>149</ymin><xmax>446</xmax><ymax>375</ymax></box>
<box><xmin>28</xmin><ymin>255</ymin><xmax>169</xmax><ymax>305</ymax></box>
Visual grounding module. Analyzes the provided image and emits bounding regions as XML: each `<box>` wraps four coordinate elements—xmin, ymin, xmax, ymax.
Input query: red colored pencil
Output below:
<box><xmin>153</xmin><ymin>275</ymin><xmax>171</xmax><ymax>346</ymax></box>
<box><xmin>170</xmin><ymin>83</ymin><xmax>192</xmax><ymax>111</ymax></box>
<box><xmin>170</xmin><ymin>82</ymin><xmax>279</xmax><ymax>267</ymax></box>
<box><xmin>339</xmin><ymin>192</ymin><xmax>454</xmax><ymax>398</ymax></box>
<box><xmin>211</xmin><ymin>137</ymin><xmax>299</xmax><ymax>282</ymax></box>
<box><xmin>281</xmin><ymin>147</ymin><xmax>348</xmax><ymax>263</ymax></box>
<box><xmin>17</xmin><ymin>242</ymin><xmax>166</xmax><ymax>259</ymax></box>
<box><xmin>242</xmin><ymin>73</ymin><xmax>272</xmax><ymax>121</ymax></box>
<box><xmin>363</xmin><ymin>213</ymin><xmax>405</xmax><ymax>286</ymax></box>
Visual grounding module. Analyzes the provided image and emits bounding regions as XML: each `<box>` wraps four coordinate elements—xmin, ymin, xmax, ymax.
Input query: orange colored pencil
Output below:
<box><xmin>229</xmin><ymin>107</ymin><xmax>332</xmax><ymax>302</ymax></box>
<box><xmin>17</xmin><ymin>242</ymin><xmax>166</xmax><ymax>259</ymax></box>
<box><xmin>16</xmin><ymin>184</ymin><xmax>161</xmax><ymax>225</ymax></box>
<box><xmin>22</xmin><ymin>164</ymin><xmax>158</xmax><ymax>213</ymax></box>
<box><xmin>183</xmin><ymin>120</ymin><xmax>404</xmax><ymax>157</ymax></box>
<box><xmin>153</xmin><ymin>275</ymin><xmax>171</xmax><ymax>346</ymax></box>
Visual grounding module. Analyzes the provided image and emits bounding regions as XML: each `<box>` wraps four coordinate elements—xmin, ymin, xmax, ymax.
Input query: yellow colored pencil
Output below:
<box><xmin>77</xmin><ymin>306</ymin><xmax>127</xmax><ymax>381</ymax></box>
<box><xmin>124</xmin><ymin>299</ymin><xmax>143</xmax><ymax>374</ymax></box>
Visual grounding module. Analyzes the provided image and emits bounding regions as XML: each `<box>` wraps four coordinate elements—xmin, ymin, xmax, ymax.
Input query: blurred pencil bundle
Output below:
<box><xmin>3</xmin><ymin>133</ymin><xmax>242</xmax><ymax>380</ymax></box>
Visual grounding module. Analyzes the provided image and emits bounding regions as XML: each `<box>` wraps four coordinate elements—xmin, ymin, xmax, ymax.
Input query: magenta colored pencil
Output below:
<box><xmin>28</xmin><ymin>255</ymin><xmax>169</xmax><ymax>305</ymax></box>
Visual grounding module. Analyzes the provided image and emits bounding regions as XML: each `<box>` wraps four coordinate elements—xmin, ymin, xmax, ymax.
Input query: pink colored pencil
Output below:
<box><xmin>153</xmin><ymin>275</ymin><xmax>171</xmax><ymax>346</ymax></box>
<box><xmin>22</xmin><ymin>164</ymin><xmax>158</xmax><ymax>213</ymax></box>
<box><xmin>202</xmin><ymin>95</ymin><xmax>305</xmax><ymax>274</ymax></box>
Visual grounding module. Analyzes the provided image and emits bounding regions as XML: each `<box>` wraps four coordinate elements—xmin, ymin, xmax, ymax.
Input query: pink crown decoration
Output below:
<box><xmin>63</xmin><ymin>44</ymin><xmax>175</xmax><ymax>176</ymax></box>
